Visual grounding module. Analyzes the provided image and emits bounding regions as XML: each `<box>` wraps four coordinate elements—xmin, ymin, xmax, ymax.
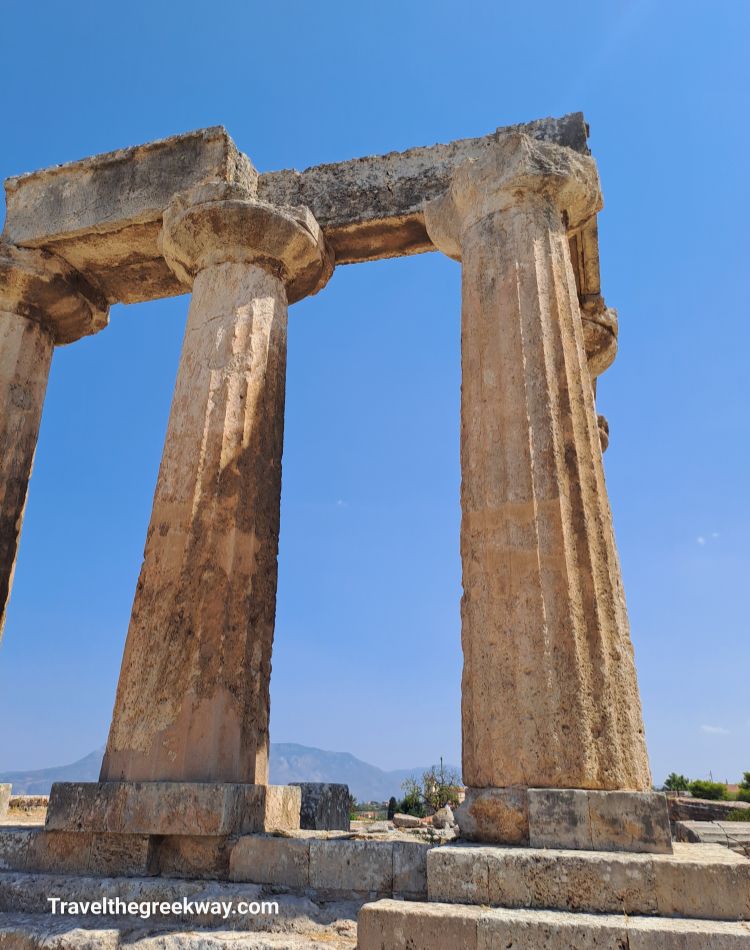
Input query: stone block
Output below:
<box><xmin>358</xmin><ymin>898</ymin><xmax>481</xmax><ymax>950</ymax></box>
<box><xmin>149</xmin><ymin>835</ymin><xmax>232</xmax><ymax>880</ymax></box>
<box><xmin>309</xmin><ymin>838</ymin><xmax>393</xmax><ymax>895</ymax></box>
<box><xmin>393</xmin><ymin>840</ymin><xmax>431</xmax><ymax>897</ymax></box>
<box><xmin>264</xmin><ymin>784</ymin><xmax>302</xmax><ymax>833</ymax></box>
<box><xmin>528</xmin><ymin>787</ymin><xmax>593</xmax><ymax>849</ymax></box>
<box><xmin>229</xmin><ymin>834</ymin><xmax>310</xmax><ymax>888</ymax></box>
<box><xmin>8</xmin><ymin>828</ymin><xmax>151</xmax><ymax>876</ymax></box>
<box><xmin>0</xmin><ymin>786</ymin><xmax>10</xmax><ymax>820</ymax></box>
<box><xmin>455</xmin><ymin>787</ymin><xmax>529</xmax><ymax>844</ymax></box>
<box><xmin>426</xmin><ymin>840</ymin><xmax>750</xmax><ymax>921</ymax></box>
<box><xmin>588</xmin><ymin>790</ymin><xmax>672</xmax><ymax>854</ymax></box>
<box><xmin>87</xmin><ymin>833</ymin><xmax>152</xmax><ymax>876</ymax></box>
<box><xmin>0</xmin><ymin>828</ymin><xmax>31</xmax><ymax>870</ymax></box>
<box><xmin>625</xmin><ymin>915</ymin><xmax>750</xmax><ymax>949</ymax></box>
<box><xmin>393</xmin><ymin>813</ymin><xmax>422</xmax><ymax>829</ymax></box>
<box><xmin>485</xmin><ymin>848</ymin><xmax>658</xmax><ymax>915</ymax></box>
<box><xmin>477</xmin><ymin>906</ymin><xmax>628</xmax><ymax>949</ymax></box>
<box><xmin>653</xmin><ymin>843</ymin><xmax>750</xmax><ymax>920</ymax></box>
<box><xmin>291</xmin><ymin>782</ymin><xmax>350</xmax><ymax>831</ymax></box>
<box><xmin>46</xmin><ymin>782</ymin><xmax>300</xmax><ymax>836</ymax></box>
<box><xmin>24</xmin><ymin>830</ymin><xmax>95</xmax><ymax>874</ymax></box>
<box><xmin>427</xmin><ymin>845</ymin><xmax>490</xmax><ymax>904</ymax></box>
<box><xmin>525</xmin><ymin>788</ymin><xmax>672</xmax><ymax>854</ymax></box>
<box><xmin>357</xmin><ymin>900</ymin><xmax>750</xmax><ymax>950</ymax></box>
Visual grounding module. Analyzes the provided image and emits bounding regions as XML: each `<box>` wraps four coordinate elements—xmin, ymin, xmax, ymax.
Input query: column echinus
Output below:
<box><xmin>0</xmin><ymin>244</ymin><xmax>108</xmax><ymax>635</ymax></box>
<box><xmin>425</xmin><ymin>133</ymin><xmax>670</xmax><ymax>852</ymax></box>
<box><xmin>98</xmin><ymin>181</ymin><xmax>332</xmax><ymax>806</ymax></box>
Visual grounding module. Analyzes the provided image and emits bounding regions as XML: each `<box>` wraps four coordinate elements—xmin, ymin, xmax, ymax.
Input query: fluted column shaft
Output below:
<box><xmin>0</xmin><ymin>313</ymin><xmax>53</xmax><ymax>633</ymax></box>
<box><xmin>101</xmin><ymin>182</ymin><xmax>332</xmax><ymax>785</ymax></box>
<box><xmin>425</xmin><ymin>134</ymin><xmax>651</xmax><ymax>793</ymax></box>
<box><xmin>0</xmin><ymin>244</ymin><xmax>108</xmax><ymax>637</ymax></box>
<box><xmin>102</xmin><ymin>262</ymin><xmax>287</xmax><ymax>784</ymax></box>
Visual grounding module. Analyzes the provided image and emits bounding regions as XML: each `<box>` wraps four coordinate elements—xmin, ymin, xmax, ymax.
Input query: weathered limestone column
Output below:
<box><xmin>0</xmin><ymin>244</ymin><xmax>108</xmax><ymax>635</ymax></box>
<box><xmin>425</xmin><ymin>134</ymin><xmax>670</xmax><ymax>851</ymax></box>
<box><xmin>99</xmin><ymin>181</ymin><xmax>332</xmax><ymax>793</ymax></box>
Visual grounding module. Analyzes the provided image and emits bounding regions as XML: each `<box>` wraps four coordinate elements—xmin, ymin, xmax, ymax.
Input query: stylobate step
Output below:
<box><xmin>358</xmin><ymin>898</ymin><xmax>750</xmax><ymax>949</ymax></box>
<box><xmin>427</xmin><ymin>841</ymin><xmax>750</xmax><ymax>921</ymax></box>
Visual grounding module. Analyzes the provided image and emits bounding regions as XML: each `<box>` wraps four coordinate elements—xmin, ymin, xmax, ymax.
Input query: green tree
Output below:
<box><xmin>663</xmin><ymin>772</ymin><xmax>690</xmax><ymax>792</ymax></box>
<box><xmin>736</xmin><ymin>772</ymin><xmax>750</xmax><ymax>803</ymax></box>
<box><xmin>398</xmin><ymin>759</ymin><xmax>462</xmax><ymax>817</ymax></box>
<box><xmin>421</xmin><ymin>760</ymin><xmax>463</xmax><ymax>811</ymax></box>
<box><xmin>399</xmin><ymin>778</ymin><xmax>425</xmax><ymax>817</ymax></box>
<box><xmin>688</xmin><ymin>779</ymin><xmax>728</xmax><ymax>801</ymax></box>
<box><xmin>387</xmin><ymin>796</ymin><xmax>398</xmax><ymax>820</ymax></box>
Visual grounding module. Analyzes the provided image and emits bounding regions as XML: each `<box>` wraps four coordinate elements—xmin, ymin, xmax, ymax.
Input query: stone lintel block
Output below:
<box><xmin>0</xmin><ymin>785</ymin><xmax>10</xmax><ymax>820</ymax></box>
<box><xmin>229</xmin><ymin>834</ymin><xmax>310</xmax><ymax>888</ymax></box>
<box><xmin>291</xmin><ymin>782</ymin><xmax>351</xmax><ymax>831</ymax></box>
<box><xmin>309</xmin><ymin>838</ymin><xmax>393</xmax><ymax>896</ymax></box>
<box><xmin>45</xmin><ymin>782</ymin><xmax>300</xmax><ymax>836</ymax></box>
<box><xmin>455</xmin><ymin>787</ymin><xmax>529</xmax><ymax>845</ymax></box>
<box><xmin>527</xmin><ymin>788</ymin><xmax>672</xmax><ymax>854</ymax></box>
<box><xmin>2</xmin><ymin>115</ymin><xmax>603</xmax><ymax>313</ymax></box>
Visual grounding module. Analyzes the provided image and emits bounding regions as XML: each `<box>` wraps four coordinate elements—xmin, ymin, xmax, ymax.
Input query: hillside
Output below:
<box><xmin>0</xmin><ymin>744</ymin><xmax>459</xmax><ymax>802</ymax></box>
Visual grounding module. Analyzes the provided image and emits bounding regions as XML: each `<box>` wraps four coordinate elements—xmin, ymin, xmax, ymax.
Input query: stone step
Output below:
<box><xmin>427</xmin><ymin>840</ymin><xmax>750</xmax><ymax>921</ymax></box>
<box><xmin>0</xmin><ymin>870</ymin><xmax>359</xmax><ymax>940</ymax></box>
<box><xmin>0</xmin><ymin>826</ymin><xmax>432</xmax><ymax>899</ymax></box>
<box><xmin>357</xmin><ymin>898</ymin><xmax>750</xmax><ymax>949</ymax></box>
<box><xmin>0</xmin><ymin>912</ymin><xmax>356</xmax><ymax>949</ymax></box>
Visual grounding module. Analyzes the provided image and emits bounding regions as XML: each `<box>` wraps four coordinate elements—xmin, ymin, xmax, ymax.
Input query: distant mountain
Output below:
<box><xmin>0</xmin><ymin>747</ymin><xmax>104</xmax><ymax>795</ymax></box>
<box><xmin>0</xmin><ymin>743</ymin><xmax>459</xmax><ymax>803</ymax></box>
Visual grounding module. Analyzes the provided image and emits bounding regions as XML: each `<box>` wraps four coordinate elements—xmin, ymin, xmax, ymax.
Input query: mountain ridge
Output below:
<box><xmin>0</xmin><ymin>743</ymin><xmax>460</xmax><ymax>802</ymax></box>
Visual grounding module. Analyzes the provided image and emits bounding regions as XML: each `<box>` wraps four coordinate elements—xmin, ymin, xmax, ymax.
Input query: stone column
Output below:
<box><xmin>99</xmin><ymin>182</ymin><xmax>332</xmax><ymax>795</ymax></box>
<box><xmin>0</xmin><ymin>244</ymin><xmax>108</xmax><ymax>636</ymax></box>
<box><xmin>424</xmin><ymin>134</ymin><xmax>670</xmax><ymax>851</ymax></box>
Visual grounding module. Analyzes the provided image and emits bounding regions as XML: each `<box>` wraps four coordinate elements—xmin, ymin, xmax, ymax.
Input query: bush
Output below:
<box><xmin>688</xmin><ymin>780</ymin><xmax>728</xmax><ymax>801</ymax></box>
<box><xmin>387</xmin><ymin>796</ymin><xmax>397</xmax><ymax>820</ymax></box>
<box><xmin>724</xmin><ymin>807</ymin><xmax>750</xmax><ymax>821</ymax></box>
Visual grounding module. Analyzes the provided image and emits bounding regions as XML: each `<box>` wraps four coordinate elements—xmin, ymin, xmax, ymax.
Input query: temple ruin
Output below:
<box><xmin>1</xmin><ymin>115</ymin><xmax>748</xmax><ymax>947</ymax></box>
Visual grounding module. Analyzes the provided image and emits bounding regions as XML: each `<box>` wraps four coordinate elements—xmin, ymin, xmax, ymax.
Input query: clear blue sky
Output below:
<box><xmin>1</xmin><ymin>0</ymin><xmax>748</xmax><ymax>786</ymax></box>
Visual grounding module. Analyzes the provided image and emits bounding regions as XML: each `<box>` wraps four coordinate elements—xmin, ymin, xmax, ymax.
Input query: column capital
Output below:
<box><xmin>0</xmin><ymin>242</ymin><xmax>109</xmax><ymax>345</ymax></box>
<box><xmin>424</xmin><ymin>132</ymin><xmax>602</xmax><ymax>261</ymax></box>
<box><xmin>159</xmin><ymin>181</ymin><xmax>334</xmax><ymax>303</ymax></box>
<box><xmin>581</xmin><ymin>294</ymin><xmax>619</xmax><ymax>377</ymax></box>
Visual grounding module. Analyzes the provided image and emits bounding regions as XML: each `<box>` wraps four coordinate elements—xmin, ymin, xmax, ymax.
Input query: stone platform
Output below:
<box><xmin>0</xmin><ymin>824</ymin><xmax>434</xmax><ymax>899</ymax></box>
<box><xmin>1</xmin><ymin>821</ymin><xmax>749</xmax><ymax>946</ymax></box>
<box><xmin>46</xmin><ymin>782</ymin><xmax>300</xmax><ymax>836</ymax></box>
<box><xmin>427</xmin><ymin>841</ymin><xmax>750</xmax><ymax>920</ymax></box>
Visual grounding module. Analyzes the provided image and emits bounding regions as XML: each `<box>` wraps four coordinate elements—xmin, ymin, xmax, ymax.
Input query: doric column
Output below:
<box><xmin>425</xmin><ymin>134</ymin><xmax>669</xmax><ymax>851</ymax></box>
<box><xmin>100</xmin><ymin>182</ymin><xmax>332</xmax><ymax>787</ymax></box>
<box><xmin>0</xmin><ymin>244</ymin><xmax>108</xmax><ymax>636</ymax></box>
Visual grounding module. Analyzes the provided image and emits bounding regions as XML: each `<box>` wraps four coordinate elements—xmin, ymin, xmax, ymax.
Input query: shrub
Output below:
<box><xmin>688</xmin><ymin>780</ymin><xmax>728</xmax><ymax>801</ymax></box>
<box><xmin>724</xmin><ymin>807</ymin><xmax>750</xmax><ymax>821</ymax></box>
<box><xmin>387</xmin><ymin>796</ymin><xmax>397</xmax><ymax>820</ymax></box>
